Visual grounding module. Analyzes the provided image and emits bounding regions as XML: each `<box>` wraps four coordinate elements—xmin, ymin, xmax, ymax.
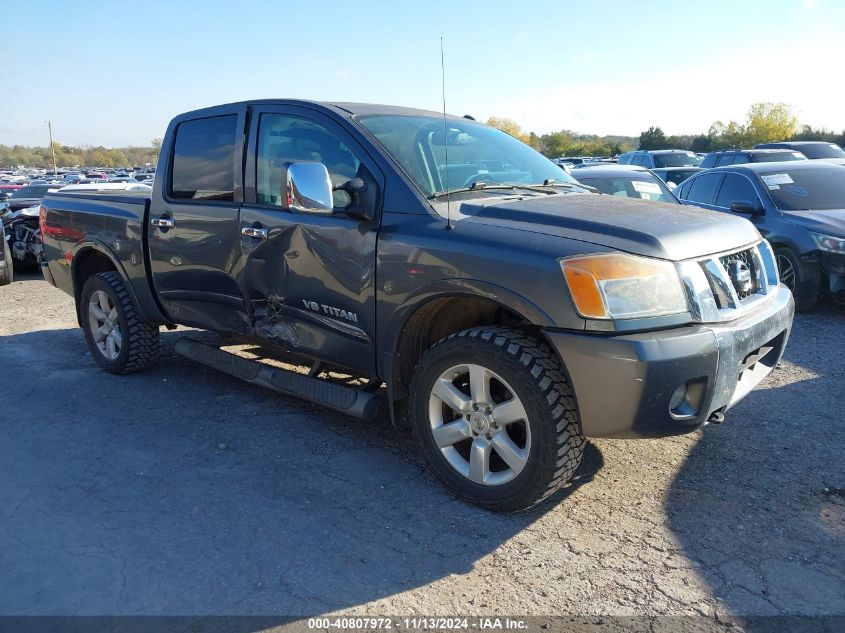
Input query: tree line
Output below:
<box><xmin>5</xmin><ymin>102</ymin><xmax>843</xmax><ymax>168</ymax></box>
<box><xmin>0</xmin><ymin>139</ymin><xmax>162</xmax><ymax>169</ymax></box>
<box><xmin>489</xmin><ymin>102</ymin><xmax>844</xmax><ymax>157</ymax></box>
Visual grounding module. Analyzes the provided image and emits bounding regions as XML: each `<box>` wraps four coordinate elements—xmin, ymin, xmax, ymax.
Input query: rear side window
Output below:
<box><xmin>715</xmin><ymin>173</ymin><xmax>760</xmax><ymax>208</ymax></box>
<box><xmin>733</xmin><ymin>154</ymin><xmax>750</xmax><ymax>165</ymax></box>
<box><xmin>169</xmin><ymin>115</ymin><xmax>237</xmax><ymax>202</ymax></box>
<box><xmin>700</xmin><ymin>154</ymin><xmax>718</xmax><ymax>168</ymax></box>
<box><xmin>716</xmin><ymin>154</ymin><xmax>735</xmax><ymax>167</ymax></box>
<box><xmin>685</xmin><ymin>173</ymin><xmax>723</xmax><ymax>205</ymax></box>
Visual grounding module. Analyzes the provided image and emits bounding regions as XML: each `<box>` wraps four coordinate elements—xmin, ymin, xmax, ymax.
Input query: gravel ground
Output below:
<box><xmin>1</xmin><ymin>273</ymin><xmax>843</xmax><ymax>621</ymax></box>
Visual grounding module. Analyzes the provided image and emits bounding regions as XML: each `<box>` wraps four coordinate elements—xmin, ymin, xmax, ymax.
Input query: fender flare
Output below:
<box><xmin>70</xmin><ymin>241</ymin><xmax>168</xmax><ymax>326</ymax></box>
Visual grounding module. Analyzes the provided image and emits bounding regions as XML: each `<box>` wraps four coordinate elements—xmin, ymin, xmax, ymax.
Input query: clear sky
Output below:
<box><xmin>3</xmin><ymin>0</ymin><xmax>844</xmax><ymax>147</ymax></box>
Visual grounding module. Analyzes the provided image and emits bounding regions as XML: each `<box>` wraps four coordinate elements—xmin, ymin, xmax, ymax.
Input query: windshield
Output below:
<box><xmin>653</xmin><ymin>153</ymin><xmax>700</xmax><ymax>168</ymax></box>
<box><xmin>575</xmin><ymin>174</ymin><xmax>678</xmax><ymax>203</ymax></box>
<box><xmin>797</xmin><ymin>143</ymin><xmax>845</xmax><ymax>159</ymax></box>
<box><xmin>11</xmin><ymin>185</ymin><xmax>49</xmax><ymax>198</ymax></box>
<box><xmin>754</xmin><ymin>151</ymin><xmax>805</xmax><ymax>163</ymax></box>
<box><xmin>357</xmin><ymin>115</ymin><xmax>578</xmax><ymax>197</ymax></box>
<box><xmin>759</xmin><ymin>167</ymin><xmax>845</xmax><ymax>210</ymax></box>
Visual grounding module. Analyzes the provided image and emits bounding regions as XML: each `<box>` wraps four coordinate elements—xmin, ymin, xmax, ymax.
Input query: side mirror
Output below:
<box><xmin>283</xmin><ymin>162</ymin><xmax>333</xmax><ymax>215</ymax></box>
<box><xmin>730</xmin><ymin>200</ymin><xmax>761</xmax><ymax>215</ymax></box>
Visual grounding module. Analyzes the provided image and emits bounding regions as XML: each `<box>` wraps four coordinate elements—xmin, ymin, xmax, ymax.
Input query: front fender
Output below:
<box><xmin>378</xmin><ymin>278</ymin><xmax>556</xmax><ymax>409</ymax></box>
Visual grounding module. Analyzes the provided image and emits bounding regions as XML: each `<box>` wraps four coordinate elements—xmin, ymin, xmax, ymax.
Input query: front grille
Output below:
<box><xmin>719</xmin><ymin>248</ymin><xmax>758</xmax><ymax>302</ymax></box>
<box><xmin>679</xmin><ymin>240</ymin><xmax>779</xmax><ymax>323</ymax></box>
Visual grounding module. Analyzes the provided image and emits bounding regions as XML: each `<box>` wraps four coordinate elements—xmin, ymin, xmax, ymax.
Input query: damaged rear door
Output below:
<box><xmin>238</xmin><ymin>105</ymin><xmax>383</xmax><ymax>375</ymax></box>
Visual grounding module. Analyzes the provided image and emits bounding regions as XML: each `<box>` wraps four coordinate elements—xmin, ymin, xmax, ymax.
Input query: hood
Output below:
<box><xmin>9</xmin><ymin>198</ymin><xmax>43</xmax><ymax>210</ymax></box>
<box><xmin>782</xmin><ymin>208</ymin><xmax>845</xmax><ymax>237</ymax></box>
<box><xmin>458</xmin><ymin>193</ymin><xmax>760</xmax><ymax>261</ymax></box>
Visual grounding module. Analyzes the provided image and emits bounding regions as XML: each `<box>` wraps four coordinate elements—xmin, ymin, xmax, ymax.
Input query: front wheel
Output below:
<box><xmin>409</xmin><ymin>326</ymin><xmax>584</xmax><ymax>512</ymax></box>
<box><xmin>80</xmin><ymin>271</ymin><xmax>160</xmax><ymax>374</ymax></box>
<box><xmin>775</xmin><ymin>246</ymin><xmax>820</xmax><ymax>311</ymax></box>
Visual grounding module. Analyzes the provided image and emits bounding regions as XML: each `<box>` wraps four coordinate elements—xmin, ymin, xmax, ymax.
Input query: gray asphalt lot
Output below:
<box><xmin>1</xmin><ymin>273</ymin><xmax>843</xmax><ymax>620</ymax></box>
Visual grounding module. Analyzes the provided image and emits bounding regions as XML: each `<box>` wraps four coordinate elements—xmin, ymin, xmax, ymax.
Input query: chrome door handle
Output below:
<box><xmin>241</xmin><ymin>226</ymin><xmax>268</xmax><ymax>239</ymax></box>
<box><xmin>150</xmin><ymin>217</ymin><xmax>175</xmax><ymax>228</ymax></box>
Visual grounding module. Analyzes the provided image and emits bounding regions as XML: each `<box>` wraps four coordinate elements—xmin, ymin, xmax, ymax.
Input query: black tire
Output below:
<box><xmin>80</xmin><ymin>271</ymin><xmax>160</xmax><ymax>374</ymax></box>
<box><xmin>409</xmin><ymin>326</ymin><xmax>584</xmax><ymax>512</ymax></box>
<box><xmin>0</xmin><ymin>239</ymin><xmax>12</xmax><ymax>285</ymax></box>
<box><xmin>12</xmin><ymin>253</ymin><xmax>39</xmax><ymax>274</ymax></box>
<box><xmin>775</xmin><ymin>246</ymin><xmax>820</xmax><ymax>311</ymax></box>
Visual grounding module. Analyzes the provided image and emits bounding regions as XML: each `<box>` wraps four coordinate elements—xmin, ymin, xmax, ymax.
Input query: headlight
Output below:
<box><xmin>560</xmin><ymin>253</ymin><xmax>688</xmax><ymax>319</ymax></box>
<box><xmin>811</xmin><ymin>232</ymin><xmax>845</xmax><ymax>254</ymax></box>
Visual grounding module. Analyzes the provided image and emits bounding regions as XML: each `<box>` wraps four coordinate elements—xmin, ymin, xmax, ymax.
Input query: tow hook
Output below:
<box><xmin>708</xmin><ymin>409</ymin><xmax>726</xmax><ymax>424</ymax></box>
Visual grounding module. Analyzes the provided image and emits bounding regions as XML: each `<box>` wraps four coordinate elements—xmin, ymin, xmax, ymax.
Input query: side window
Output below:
<box><xmin>685</xmin><ymin>173</ymin><xmax>723</xmax><ymax>205</ymax></box>
<box><xmin>169</xmin><ymin>115</ymin><xmax>237</xmax><ymax>201</ymax></box>
<box><xmin>715</xmin><ymin>173</ymin><xmax>759</xmax><ymax>208</ymax></box>
<box><xmin>733</xmin><ymin>154</ymin><xmax>751</xmax><ymax>164</ymax></box>
<box><xmin>256</xmin><ymin>113</ymin><xmax>362</xmax><ymax>208</ymax></box>
<box><xmin>631</xmin><ymin>154</ymin><xmax>644</xmax><ymax>166</ymax></box>
<box><xmin>700</xmin><ymin>154</ymin><xmax>717</xmax><ymax>168</ymax></box>
<box><xmin>716</xmin><ymin>154</ymin><xmax>734</xmax><ymax>167</ymax></box>
<box><xmin>677</xmin><ymin>180</ymin><xmax>692</xmax><ymax>199</ymax></box>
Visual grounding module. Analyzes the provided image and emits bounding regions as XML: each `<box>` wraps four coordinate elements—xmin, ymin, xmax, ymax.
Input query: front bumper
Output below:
<box><xmin>544</xmin><ymin>285</ymin><xmax>794</xmax><ymax>438</ymax></box>
<box><xmin>817</xmin><ymin>251</ymin><xmax>845</xmax><ymax>294</ymax></box>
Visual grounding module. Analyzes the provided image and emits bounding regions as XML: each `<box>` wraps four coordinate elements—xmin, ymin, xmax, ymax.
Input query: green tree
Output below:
<box><xmin>745</xmin><ymin>102</ymin><xmax>797</xmax><ymax>146</ymax></box>
<box><xmin>486</xmin><ymin>117</ymin><xmax>529</xmax><ymax>143</ymax></box>
<box><xmin>638</xmin><ymin>126</ymin><xmax>669</xmax><ymax>150</ymax></box>
<box><xmin>539</xmin><ymin>131</ymin><xmax>574</xmax><ymax>158</ymax></box>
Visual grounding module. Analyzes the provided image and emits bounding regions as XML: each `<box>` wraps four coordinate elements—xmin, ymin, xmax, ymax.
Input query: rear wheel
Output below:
<box><xmin>80</xmin><ymin>271</ymin><xmax>160</xmax><ymax>374</ymax></box>
<box><xmin>409</xmin><ymin>326</ymin><xmax>584</xmax><ymax>512</ymax></box>
<box><xmin>775</xmin><ymin>246</ymin><xmax>820</xmax><ymax>311</ymax></box>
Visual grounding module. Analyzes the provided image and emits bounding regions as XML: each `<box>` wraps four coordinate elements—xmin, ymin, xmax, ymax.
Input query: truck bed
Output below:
<box><xmin>40</xmin><ymin>190</ymin><xmax>166</xmax><ymax>325</ymax></box>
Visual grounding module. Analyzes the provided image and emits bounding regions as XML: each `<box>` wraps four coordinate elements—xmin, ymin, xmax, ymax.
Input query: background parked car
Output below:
<box><xmin>675</xmin><ymin>161</ymin><xmax>845</xmax><ymax>310</ymax></box>
<box><xmin>617</xmin><ymin>149</ymin><xmax>700</xmax><ymax>168</ymax></box>
<box><xmin>6</xmin><ymin>184</ymin><xmax>62</xmax><ymax>211</ymax></box>
<box><xmin>699</xmin><ymin>149</ymin><xmax>807</xmax><ymax>168</ymax></box>
<box><xmin>651</xmin><ymin>167</ymin><xmax>702</xmax><ymax>189</ymax></box>
<box><xmin>0</xmin><ymin>184</ymin><xmax>23</xmax><ymax>202</ymax></box>
<box><xmin>571</xmin><ymin>164</ymin><xmax>679</xmax><ymax>203</ymax></box>
<box><xmin>755</xmin><ymin>141</ymin><xmax>845</xmax><ymax>160</ymax></box>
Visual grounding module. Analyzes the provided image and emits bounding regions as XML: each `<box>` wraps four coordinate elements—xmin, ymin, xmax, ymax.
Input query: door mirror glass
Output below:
<box><xmin>284</xmin><ymin>162</ymin><xmax>333</xmax><ymax>215</ymax></box>
<box><xmin>730</xmin><ymin>200</ymin><xmax>759</xmax><ymax>215</ymax></box>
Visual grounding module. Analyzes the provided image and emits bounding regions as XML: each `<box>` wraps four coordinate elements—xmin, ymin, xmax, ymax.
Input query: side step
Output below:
<box><xmin>174</xmin><ymin>338</ymin><xmax>381</xmax><ymax>421</ymax></box>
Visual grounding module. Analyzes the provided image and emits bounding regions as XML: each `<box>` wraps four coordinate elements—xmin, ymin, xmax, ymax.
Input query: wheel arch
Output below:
<box><xmin>382</xmin><ymin>280</ymin><xmax>556</xmax><ymax>409</ymax></box>
<box><xmin>71</xmin><ymin>243</ymin><xmax>129</xmax><ymax>326</ymax></box>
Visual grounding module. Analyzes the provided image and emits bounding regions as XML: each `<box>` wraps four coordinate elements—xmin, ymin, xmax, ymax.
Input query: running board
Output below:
<box><xmin>174</xmin><ymin>338</ymin><xmax>381</xmax><ymax>421</ymax></box>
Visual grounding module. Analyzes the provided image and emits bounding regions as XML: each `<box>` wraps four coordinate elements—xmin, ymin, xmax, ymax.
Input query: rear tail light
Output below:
<box><xmin>38</xmin><ymin>204</ymin><xmax>47</xmax><ymax>238</ymax></box>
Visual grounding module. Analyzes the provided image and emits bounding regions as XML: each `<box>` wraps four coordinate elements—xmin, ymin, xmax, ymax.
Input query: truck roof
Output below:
<box><xmin>176</xmin><ymin>99</ymin><xmax>465</xmax><ymax>121</ymax></box>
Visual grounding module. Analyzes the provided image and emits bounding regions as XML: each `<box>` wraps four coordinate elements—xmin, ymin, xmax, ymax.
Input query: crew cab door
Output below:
<box><xmin>238</xmin><ymin>106</ymin><xmax>383</xmax><ymax>375</ymax></box>
<box><xmin>148</xmin><ymin>110</ymin><xmax>250</xmax><ymax>333</ymax></box>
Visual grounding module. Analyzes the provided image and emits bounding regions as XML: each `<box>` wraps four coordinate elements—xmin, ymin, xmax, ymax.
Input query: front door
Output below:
<box><xmin>148</xmin><ymin>111</ymin><xmax>250</xmax><ymax>333</ymax></box>
<box><xmin>237</xmin><ymin>106</ymin><xmax>383</xmax><ymax>375</ymax></box>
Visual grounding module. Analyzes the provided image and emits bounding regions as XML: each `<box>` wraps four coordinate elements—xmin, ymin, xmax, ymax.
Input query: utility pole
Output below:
<box><xmin>45</xmin><ymin>120</ymin><xmax>58</xmax><ymax>175</ymax></box>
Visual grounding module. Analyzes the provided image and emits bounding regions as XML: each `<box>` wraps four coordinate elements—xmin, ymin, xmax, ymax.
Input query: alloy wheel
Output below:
<box><xmin>87</xmin><ymin>290</ymin><xmax>122</xmax><ymax>360</ymax></box>
<box><xmin>428</xmin><ymin>363</ymin><xmax>531</xmax><ymax>486</ymax></box>
<box><xmin>777</xmin><ymin>254</ymin><xmax>796</xmax><ymax>290</ymax></box>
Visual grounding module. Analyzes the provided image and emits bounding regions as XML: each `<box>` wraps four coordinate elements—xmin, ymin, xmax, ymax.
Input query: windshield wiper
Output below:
<box><xmin>429</xmin><ymin>181</ymin><xmax>593</xmax><ymax>199</ymax></box>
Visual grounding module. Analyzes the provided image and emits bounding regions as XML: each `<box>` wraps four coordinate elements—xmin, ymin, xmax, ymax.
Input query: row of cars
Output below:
<box><xmin>1</xmin><ymin>180</ymin><xmax>152</xmax><ymax>284</ymax></box>
<box><xmin>570</xmin><ymin>141</ymin><xmax>845</xmax><ymax>310</ymax></box>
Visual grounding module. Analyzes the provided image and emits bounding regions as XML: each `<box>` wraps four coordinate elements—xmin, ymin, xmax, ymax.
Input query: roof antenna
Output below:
<box><xmin>441</xmin><ymin>36</ymin><xmax>453</xmax><ymax>230</ymax></box>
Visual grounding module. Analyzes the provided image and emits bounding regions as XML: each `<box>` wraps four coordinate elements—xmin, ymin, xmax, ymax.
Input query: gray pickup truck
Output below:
<box><xmin>40</xmin><ymin>100</ymin><xmax>794</xmax><ymax>511</ymax></box>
